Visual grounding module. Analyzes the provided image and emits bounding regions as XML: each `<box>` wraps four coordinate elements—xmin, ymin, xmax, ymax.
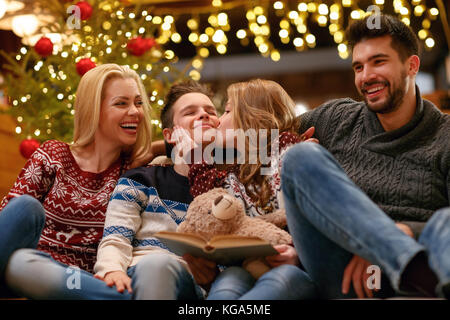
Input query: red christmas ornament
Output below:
<box><xmin>19</xmin><ymin>138</ymin><xmax>40</xmax><ymax>159</ymax></box>
<box><xmin>143</xmin><ymin>37</ymin><xmax>157</xmax><ymax>51</ymax></box>
<box><xmin>127</xmin><ymin>36</ymin><xmax>156</xmax><ymax>56</ymax></box>
<box><xmin>34</xmin><ymin>37</ymin><xmax>53</xmax><ymax>57</ymax></box>
<box><xmin>75</xmin><ymin>1</ymin><xmax>93</xmax><ymax>20</ymax></box>
<box><xmin>76</xmin><ymin>58</ymin><xmax>96</xmax><ymax>76</ymax></box>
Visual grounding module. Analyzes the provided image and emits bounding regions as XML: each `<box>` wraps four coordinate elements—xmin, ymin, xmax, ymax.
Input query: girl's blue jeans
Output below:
<box><xmin>206</xmin><ymin>265</ymin><xmax>318</xmax><ymax>300</ymax></box>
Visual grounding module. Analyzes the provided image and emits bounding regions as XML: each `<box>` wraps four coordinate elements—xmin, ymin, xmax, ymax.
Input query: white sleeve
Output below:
<box><xmin>94</xmin><ymin>177</ymin><xmax>149</xmax><ymax>278</ymax></box>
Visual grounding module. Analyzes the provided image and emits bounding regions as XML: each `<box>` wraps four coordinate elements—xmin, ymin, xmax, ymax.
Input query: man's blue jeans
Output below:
<box><xmin>207</xmin><ymin>265</ymin><xmax>318</xmax><ymax>300</ymax></box>
<box><xmin>281</xmin><ymin>142</ymin><xmax>450</xmax><ymax>299</ymax></box>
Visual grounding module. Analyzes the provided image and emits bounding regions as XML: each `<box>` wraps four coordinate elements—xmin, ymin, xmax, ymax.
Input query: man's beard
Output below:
<box><xmin>361</xmin><ymin>71</ymin><xmax>407</xmax><ymax>114</ymax></box>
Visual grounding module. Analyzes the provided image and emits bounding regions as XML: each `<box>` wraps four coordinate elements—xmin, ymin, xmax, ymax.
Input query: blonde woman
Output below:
<box><xmin>0</xmin><ymin>64</ymin><xmax>152</xmax><ymax>299</ymax></box>
<box><xmin>185</xmin><ymin>79</ymin><xmax>318</xmax><ymax>299</ymax></box>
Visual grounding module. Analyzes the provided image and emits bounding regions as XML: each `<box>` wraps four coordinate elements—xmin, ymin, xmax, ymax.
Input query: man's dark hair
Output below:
<box><xmin>160</xmin><ymin>80</ymin><xmax>214</xmax><ymax>130</ymax></box>
<box><xmin>346</xmin><ymin>14</ymin><xmax>420</xmax><ymax>61</ymax></box>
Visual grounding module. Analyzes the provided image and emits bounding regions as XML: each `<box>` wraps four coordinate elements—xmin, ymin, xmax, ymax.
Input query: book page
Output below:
<box><xmin>155</xmin><ymin>231</ymin><xmax>208</xmax><ymax>248</ymax></box>
<box><xmin>208</xmin><ymin>235</ymin><xmax>270</xmax><ymax>248</ymax></box>
<box><xmin>155</xmin><ymin>231</ymin><xmax>278</xmax><ymax>265</ymax></box>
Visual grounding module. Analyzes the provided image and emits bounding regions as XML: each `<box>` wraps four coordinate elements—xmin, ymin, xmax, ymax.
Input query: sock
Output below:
<box><xmin>400</xmin><ymin>251</ymin><xmax>439</xmax><ymax>297</ymax></box>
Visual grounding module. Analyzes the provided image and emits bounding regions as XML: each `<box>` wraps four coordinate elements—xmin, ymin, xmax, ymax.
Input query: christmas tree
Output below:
<box><xmin>1</xmin><ymin>0</ymin><xmax>446</xmax><ymax>159</ymax></box>
<box><xmin>0</xmin><ymin>0</ymin><xmax>190</xmax><ymax>151</ymax></box>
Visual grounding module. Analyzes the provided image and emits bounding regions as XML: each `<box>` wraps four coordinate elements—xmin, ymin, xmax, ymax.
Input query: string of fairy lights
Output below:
<box><xmin>147</xmin><ymin>0</ymin><xmax>443</xmax><ymax>61</ymax></box>
<box><xmin>5</xmin><ymin>0</ymin><xmax>448</xmax><ymax>141</ymax></box>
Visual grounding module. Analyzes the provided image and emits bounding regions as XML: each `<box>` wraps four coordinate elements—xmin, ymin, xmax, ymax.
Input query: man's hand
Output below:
<box><xmin>129</xmin><ymin>152</ymin><xmax>154</xmax><ymax>169</ymax></box>
<box><xmin>151</xmin><ymin>140</ymin><xmax>167</xmax><ymax>157</ymax></box>
<box><xmin>300</xmin><ymin>126</ymin><xmax>319</xmax><ymax>144</ymax></box>
<box><xmin>129</xmin><ymin>140</ymin><xmax>168</xmax><ymax>168</ymax></box>
<box><xmin>265</xmin><ymin>244</ymin><xmax>300</xmax><ymax>267</ymax></box>
<box><xmin>395</xmin><ymin>223</ymin><xmax>414</xmax><ymax>238</ymax></box>
<box><xmin>342</xmin><ymin>255</ymin><xmax>378</xmax><ymax>298</ymax></box>
<box><xmin>95</xmin><ymin>271</ymin><xmax>132</xmax><ymax>293</ymax></box>
<box><xmin>183</xmin><ymin>254</ymin><xmax>218</xmax><ymax>286</ymax></box>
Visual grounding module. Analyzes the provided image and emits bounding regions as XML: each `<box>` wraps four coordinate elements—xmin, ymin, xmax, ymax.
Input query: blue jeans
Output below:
<box><xmin>281</xmin><ymin>142</ymin><xmax>450</xmax><ymax>299</ymax></box>
<box><xmin>6</xmin><ymin>250</ymin><xmax>204</xmax><ymax>300</ymax></box>
<box><xmin>0</xmin><ymin>195</ymin><xmax>45</xmax><ymax>278</ymax></box>
<box><xmin>207</xmin><ymin>265</ymin><xmax>318</xmax><ymax>300</ymax></box>
<box><xmin>0</xmin><ymin>195</ymin><xmax>127</xmax><ymax>299</ymax></box>
<box><xmin>1</xmin><ymin>196</ymin><xmax>203</xmax><ymax>300</ymax></box>
<box><xmin>127</xmin><ymin>253</ymin><xmax>205</xmax><ymax>300</ymax></box>
<box><xmin>6</xmin><ymin>249</ymin><xmax>132</xmax><ymax>300</ymax></box>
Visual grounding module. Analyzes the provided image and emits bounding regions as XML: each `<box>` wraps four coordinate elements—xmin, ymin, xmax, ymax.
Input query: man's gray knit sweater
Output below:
<box><xmin>298</xmin><ymin>89</ymin><xmax>450</xmax><ymax>238</ymax></box>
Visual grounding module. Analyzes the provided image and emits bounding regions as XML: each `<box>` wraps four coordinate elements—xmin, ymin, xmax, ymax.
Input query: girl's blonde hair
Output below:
<box><xmin>71</xmin><ymin>64</ymin><xmax>152</xmax><ymax>165</ymax></box>
<box><xmin>227</xmin><ymin>78</ymin><xmax>299</xmax><ymax>210</ymax></box>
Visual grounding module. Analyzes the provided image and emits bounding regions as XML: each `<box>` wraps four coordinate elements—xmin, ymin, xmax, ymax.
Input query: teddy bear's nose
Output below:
<box><xmin>212</xmin><ymin>194</ymin><xmax>236</xmax><ymax>220</ymax></box>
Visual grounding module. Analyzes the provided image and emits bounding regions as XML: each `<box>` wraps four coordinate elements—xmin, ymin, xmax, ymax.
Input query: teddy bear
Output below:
<box><xmin>177</xmin><ymin>188</ymin><xmax>293</xmax><ymax>279</ymax></box>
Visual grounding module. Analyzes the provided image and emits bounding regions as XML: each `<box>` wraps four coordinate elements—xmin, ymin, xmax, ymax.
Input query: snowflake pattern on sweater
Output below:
<box><xmin>0</xmin><ymin>140</ymin><xmax>125</xmax><ymax>272</ymax></box>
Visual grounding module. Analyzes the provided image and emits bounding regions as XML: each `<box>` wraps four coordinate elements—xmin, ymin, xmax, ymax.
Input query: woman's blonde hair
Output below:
<box><xmin>227</xmin><ymin>79</ymin><xmax>299</xmax><ymax>210</ymax></box>
<box><xmin>71</xmin><ymin>64</ymin><xmax>152</xmax><ymax>165</ymax></box>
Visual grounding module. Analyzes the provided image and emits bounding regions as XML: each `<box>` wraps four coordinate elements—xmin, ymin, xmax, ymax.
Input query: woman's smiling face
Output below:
<box><xmin>96</xmin><ymin>77</ymin><xmax>144</xmax><ymax>150</ymax></box>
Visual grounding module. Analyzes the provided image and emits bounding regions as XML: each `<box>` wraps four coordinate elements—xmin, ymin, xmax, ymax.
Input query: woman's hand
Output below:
<box><xmin>95</xmin><ymin>271</ymin><xmax>132</xmax><ymax>293</ymax></box>
<box><xmin>265</xmin><ymin>244</ymin><xmax>300</xmax><ymax>267</ymax></box>
<box><xmin>183</xmin><ymin>254</ymin><xmax>218</xmax><ymax>286</ymax></box>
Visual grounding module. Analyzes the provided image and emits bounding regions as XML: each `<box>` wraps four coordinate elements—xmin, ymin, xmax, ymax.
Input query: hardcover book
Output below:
<box><xmin>154</xmin><ymin>231</ymin><xmax>277</xmax><ymax>265</ymax></box>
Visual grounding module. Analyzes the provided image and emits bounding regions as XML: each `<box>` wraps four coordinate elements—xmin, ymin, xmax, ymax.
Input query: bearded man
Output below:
<box><xmin>282</xmin><ymin>14</ymin><xmax>450</xmax><ymax>299</ymax></box>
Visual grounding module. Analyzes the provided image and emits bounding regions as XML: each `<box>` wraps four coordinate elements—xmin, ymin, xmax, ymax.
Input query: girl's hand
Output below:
<box><xmin>171</xmin><ymin>126</ymin><xmax>200</xmax><ymax>164</ymax></box>
<box><xmin>96</xmin><ymin>271</ymin><xmax>133</xmax><ymax>293</ymax></box>
<box><xmin>265</xmin><ymin>244</ymin><xmax>300</xmax><ymax>267</ymax></box>
<box><xmin>183</xmin><ymin>254</ymin><xmax>218</xmax><ymax>286</ymax></box>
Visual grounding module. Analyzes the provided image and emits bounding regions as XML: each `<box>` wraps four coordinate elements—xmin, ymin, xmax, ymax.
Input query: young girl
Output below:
<box><xmin>0</xmin><ymin>64</ymin><xmax>153</xmax><ymax>299</ymax></box>
<box><xmin>186</xmin><ymin>79</ymin><xmax>318</xmax><ymax>299</ymax></box>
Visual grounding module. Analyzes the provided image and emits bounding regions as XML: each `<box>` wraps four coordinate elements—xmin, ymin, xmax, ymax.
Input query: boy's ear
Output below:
<box><xmin>163</xmin><ymin>128</ymin><xmax>175</xmax><ymax>144</ymax></box>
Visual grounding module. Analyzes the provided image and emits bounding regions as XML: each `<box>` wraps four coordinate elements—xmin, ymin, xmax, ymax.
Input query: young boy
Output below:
<box><xmin>94</xmin><ymin>81</ymin><xmax>220</xmax><ymax>299</ymax></box>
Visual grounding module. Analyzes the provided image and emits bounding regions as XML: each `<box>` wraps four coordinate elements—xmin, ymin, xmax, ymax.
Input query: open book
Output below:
<box><xmin>154</xmin><ymin>231</ymin><xmax>278</xmax><ymax>265</ymax></box>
